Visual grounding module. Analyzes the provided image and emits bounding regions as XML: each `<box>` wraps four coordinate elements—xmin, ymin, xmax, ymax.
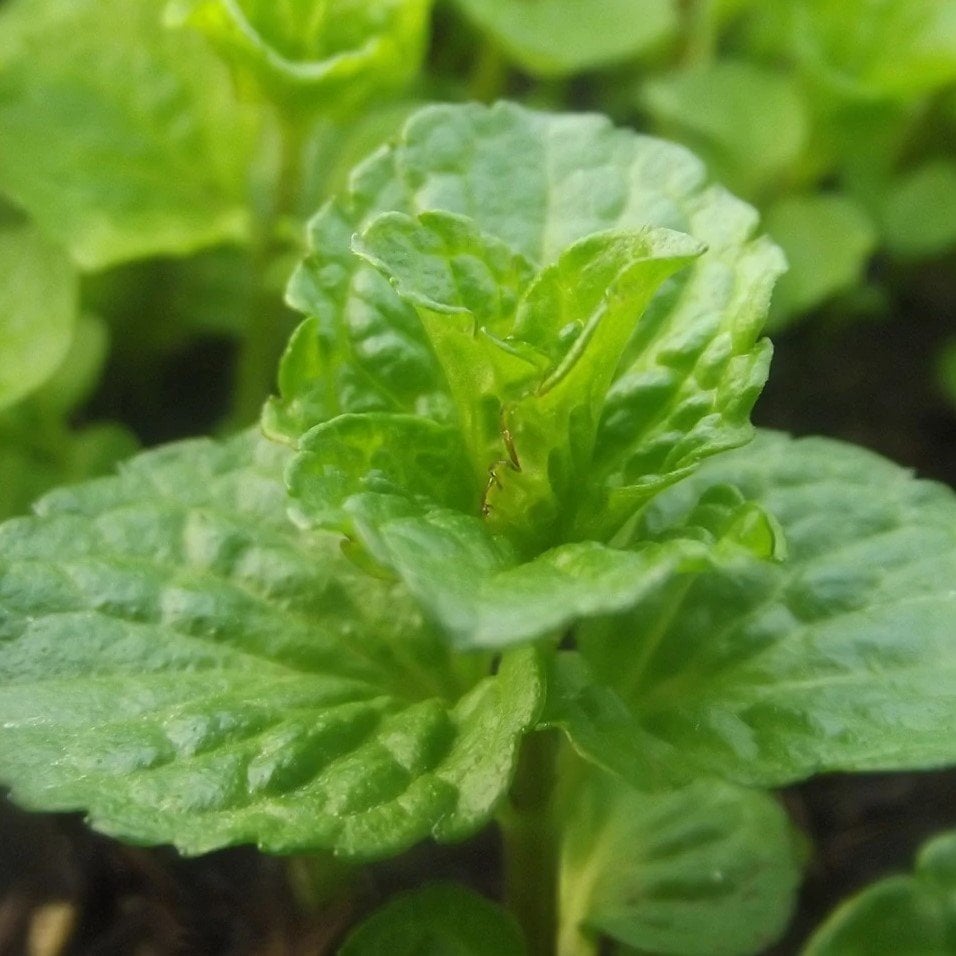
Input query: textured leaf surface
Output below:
<box><xmin>0</xmin><ymin>223</ymin><xmax>76</xmax><ymax>410</ymax></box>
<box><xmin>0</xmin><ymin>433</ymin><xmax>543</xmax><ymax>856</ymax></box>
<box><xmin>0</xmin><ymin>0</ymin><xmax>256</xmax><ymax>269</ymax></box>
<box><xmin>581</xmin><ymin>430</ymin><xmax>956</xmax><ymax>786</ymax></box>
<box><xmin>340</xmin><ymin>883</ymin><xmax>526</xmax><ymax>955</ymax></box>
<box><xmin>289</xmin><ymin>417</ymin><xmax>783</xmax><ymax>649</ymax></box>
<box><xmin>278</xmin><ymin>103</ymin><xmax>782</xmax><ymax>653</ymax></box>
<box><xmin>167</xmin><ymin>0</ymin><xmax>431</xmax><ymax>115</ymax></box>
<box><xmin>353</xmin><ymin>211</ymin><xmax>704</xmax><ymax>548</ymax></box>
<box><xmin>450</xmin><ymin>0</ymin><xmax>677</xmax><ymax>76</ymax></box>
<box><xmin>274</xmin><ymin>101</ymin><xmax>781</xmax><ymax>493</ymax></box>
<box><xmin>804</xmin><ymin>831</ymin><xmax>956</xmax><ymax>955</ymax></box>
<box><xmin>559</xmin><ymin>769</ymin><xmax>801</xmax><ymax>955</ymax></box>
<box><xmin>540</xmin><ymin>652</ymin><xmax>690</xmax><ymax>791</ymax></box>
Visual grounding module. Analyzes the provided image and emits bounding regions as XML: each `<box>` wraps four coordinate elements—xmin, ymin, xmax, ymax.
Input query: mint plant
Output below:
<box><xmin>804</xmin><ymin>828</ymin><xmax>956</xmax><ymax>955</ymax></box>
<box><xmin>3</xmin><ymin>96</ymin><xmax>956</xmax><ymax>954</ymax></box>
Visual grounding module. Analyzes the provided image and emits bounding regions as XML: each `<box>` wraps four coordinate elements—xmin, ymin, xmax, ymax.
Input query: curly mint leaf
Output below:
<box><xmin>491</xmin><ymin>228</ymin><xmax>703</xmax><ymax>548</ymax></box>
<box><xmin>340</xmin><ymin>883</ymin><xmax>526</xmax><ymax>955</ymax></box>
<box><xmin>0</xmin><ymin>433</ymin><xmax>543</xmax><ymax>857</ymax></box>
<box><xmin>167</xmin><ymin>0</ymin><xmax>431</xmax><ymax>116</ymax></box>
<box><xmin>558</xmin><ymin>770</ymin><xmax>802</xmax><ymax>956</ymax></box>
<box><xmin>276</xmin><ymin>102</ymin><xmax>779</xmax><ymax>458</ymax></box>
<box><xmin>0</xmin><ymin>0</ymin><xmax>256</xmax><ymax>269</ymax></box>
<box><xmin>351</xmin><ymin>211</ymin><xmax>543</xmax><ymax>484</ymax></box>
<box><xmin>291</xmin><ymin>433</ymin><xmax>781</xmax><ymax>649</ymax></box>
<box><xmin>0</xmin><ymin>223</ymin><xmax>76</xmax><ymax>411</ymax></box>
<box><xmin>355</xmin><ymin>211</ymin><xmax>702</xmax><ymax>549</ymax></box>
<box><xmin>803</xmin><ymin>830</ymin><xmax>956</xmax><ymax>955</ymax></box>
<box><xmin>581</xmin><ymin>430</ymin><xmax>956</xmax><ymax>787</ymax></box>
<box><xmin>287</xmin><ymin>412</ymin><xmax>478</xmax><ymax>536</ymax></box>
<box><xmin>279</xmin><ymin>102</ymin><xmax>780</xmax><ymax>562</ymax></box>
<box><xmin>450</xmin><ymin>0</ymin><xmax>677</xmax><ymax>77</ymax></box>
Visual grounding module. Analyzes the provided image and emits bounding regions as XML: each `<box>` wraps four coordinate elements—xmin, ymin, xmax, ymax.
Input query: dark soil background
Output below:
<box><xmin>2</xmin><ymin>256</ymin><xmax>956</xmax><ymax>955</ymax></box>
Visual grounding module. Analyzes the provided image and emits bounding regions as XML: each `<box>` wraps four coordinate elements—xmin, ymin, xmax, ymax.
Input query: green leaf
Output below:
<box><xmin>803</xmin><ymin>830</ymin><xmax>956</xmax><ymax>955</ymax></box>
<box><xmin>639</xmin><ymin>60</ymin><xmax>809</xmax><ymax>197</ymax></box>
<box><xmin>276</xmin><ymin>102</ymin><xmax>779</xmax><ymax>445</ymax></box>
<box><xmin>354</xmin><ymin>211</ymin><xmax>704</xmax><ymax>549</ymax></box>
<box><xmin>764</xmin><ymin>194</ymin><xmax>876</xmax><ymax>323</ymax></box>
<box><xmin>580</xmin><ymin>430</ymin><xmax>956</xmax><ymax>786</ymax></box>
<box><xmin>278</xmin><ymin>103</ymin><xmax>780</xmax><ymax>541</ymax></box>
<box><xmin>0</xmin><ymin>414</ymin><xmax>137</xmax><ymax>522</ymax></box>
<box><xmin>450</xmin><ymin>0</ymin><xmax>677</xmax><ymax>77</ymax></box>
<box><xmin>558</xmin><ymin>768</ymin><xmax>802</xmax><ymax>955</ymax></box>
<box><xmin>340</xmin><ymin>883</ymin><xmax>526</xmax><ymax>955</ymax></box>
<box><xmin>880</xmin><ymin>160</ymin><xmax>956</xmax><ymax>258</ymax></box>
<box><xmin>0</xmin><ymin>432</ymin><xmax>544</xmax><ymax>857</ymax></box>
<box><xmin>0</xmin><ymin>310</ymin><xmax>136</xmax><ymax>521</ymax></box>
<box><xmin>290</xmin><ymin>424</ymin><xmax>782</xmax><ymax>649</ymax></box>
<box><xmin>0</xmin><ymin>222</ymin><xmax>77</xmax><ymax>411</ymax></box>
<box><xmin>540</xmin><ymin>652</ymin><xmax>691</xmax><ymax>791</ymax></box>
<box><xmin>287</xmin><ymin>412</ymin><xmax>479</xmax><ymax>534</ymax></box>
<box><xmin>767</xmin><ymin>0</ymin><xmax>956</xmax><ymax>100</ymax></box>
<box><xmin>167</xmin><ymin>0</ymin><xmax>431</xmax><ymax>116</ymax></box>
<box><xmin>0</xmin><ymin>0</ymin><xmax>257</xmax><ymax>269</ymax></box>
<box><xmin>30</xmin><ymin>314</ymin><xmax>109</xmax><ymax>417</ymax></box>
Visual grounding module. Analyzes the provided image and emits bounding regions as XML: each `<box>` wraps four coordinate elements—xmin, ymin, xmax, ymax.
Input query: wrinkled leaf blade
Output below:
<box><xmin>0</xmin><ymin>432</ymin><xmax>543</xmax><ymax>857</ymax></box>
<box><xmin>582</xmin><ymin>430</ymin><xmax>956</xmax><ymax>786</ymax></box>
<box><xmin>559</xmin><ymin>769</ymin><xmax>802</xmax><ymax>955</ymax></box>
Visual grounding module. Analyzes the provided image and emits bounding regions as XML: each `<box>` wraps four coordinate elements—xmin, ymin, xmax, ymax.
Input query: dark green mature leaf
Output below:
<box><xmin>581</xmin><ymin>430</ymin><xmax>956</xmax><ymax>786</ymax></box>
<box><xmin>166</xmin><ymin>0</ymin><xmax>431</xmax><ymax>116</ymax></box>
<box><xmin>0</xmin><ymin>0</ymin><xmax>256</xmax><ymax>269</ymax></box>
<box><xmin>558</xmin><ymin>768</ymin><xmax>802</xmax><ymax>955</ymax></box>
<box><xmin>354</xmin><ymin>211</ymin><xmax>703</xmax><ymax>548</ymax></box>
<box><xmin>0</xmin><ymin>222</ymin><xmax>76</xmax><ymax>410</ymax></box>
<box><xmin>340</xmin><ymin>883</ymin><xmax>526</xmax><ymax>955</ymax></box>
<box><xmin>0</xmin><ymin>433</ymin><xmax>543</xmax><ymax>857</ymax></box>
<box><xmin>803</xmin><ymin>831</ymin><xmax>956</xmax><ymax>955</ymax></box>
<box><xmin>450</xmin><ymin>0</ymin><xmax>677</xmax><ymax>77</ymax></box>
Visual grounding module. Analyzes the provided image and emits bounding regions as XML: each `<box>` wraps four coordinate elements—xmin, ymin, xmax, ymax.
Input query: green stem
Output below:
<box><xmin>682</xmin><ymin>0</ymin><xmax>718</xmax><ymax>67</ymax></box>
<box><xmin>470</xmin><ymin>40</ymin><xmax>508</xmax><ymax>102</ymax></box>
<box><xmin>499</xmin><ymin>730</ymin><xmax>560</xmax><ymax>956</ymax></box>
